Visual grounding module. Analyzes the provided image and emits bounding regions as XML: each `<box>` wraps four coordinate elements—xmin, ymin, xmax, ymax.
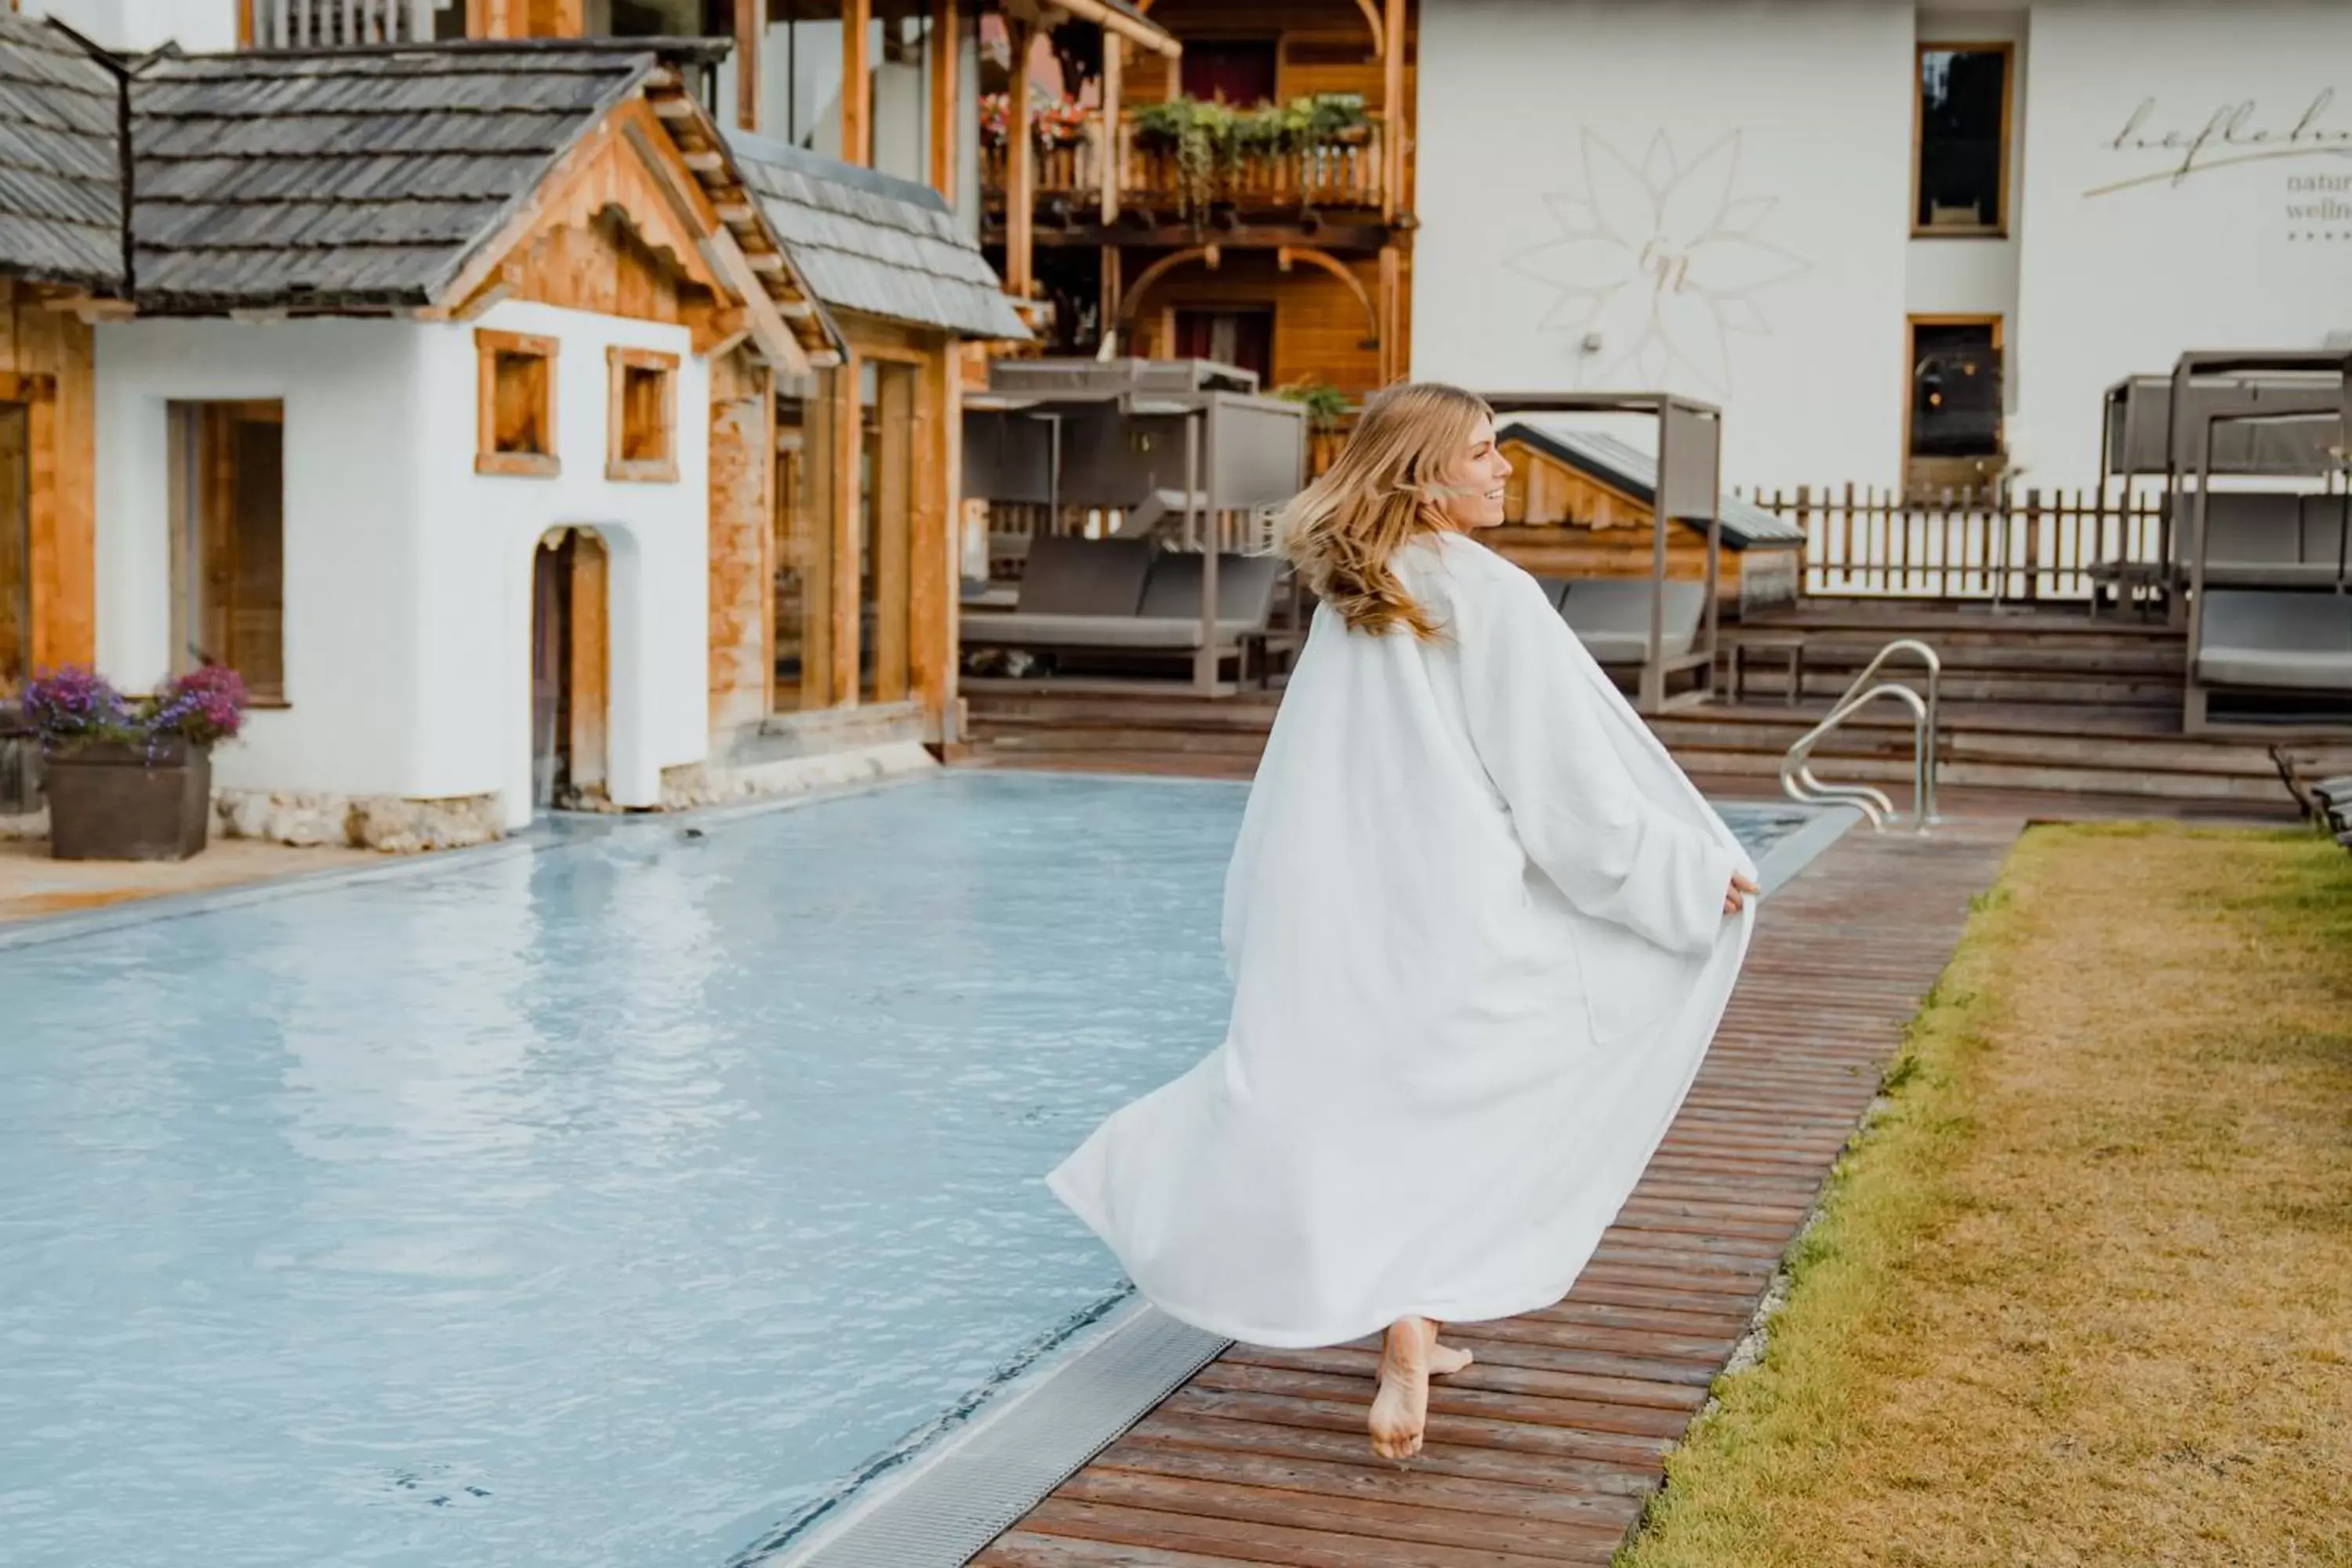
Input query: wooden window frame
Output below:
<box><xmin>605</xmin><ymin>345</ymin><xmax>681</xmax><ymax>484</ymax></box>
<box><xmin>475</xmin><ymin>328</ymin><xmax>561</xmax><ymax>477</ymax></box>
<box><xmin>169</xmin><ymin>399</ymin><xmax>291</xmax><ymax>706</ymax></box>
<box><xmin>1910</xmin><ymin>40</ymin><xmax>2014</xmax><ymax>241</ymax></box>
<box><xmin>1903</xmin><ymin>313</ymin><xmax>2005</xmax><ymax>474</ymax></box>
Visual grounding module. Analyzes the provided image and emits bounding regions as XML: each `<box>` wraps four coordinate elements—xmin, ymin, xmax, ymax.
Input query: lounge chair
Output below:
<box><xmin>960</xmin><ymin>535</ymin><xmax>1156</xmax><ymax>648</ymax></box>
<box><xmin>960</xmin><ymin>536</ymin><xmax>1290</xmax><ymax>686</ymax></box>
<box><xmin>2193</xmin><ymin>590</ymin><xmax>2352</xmax><ymax>692</ymax></box>
<box><xmin>1556</xmin><ymin>579</ymin><xmax>1710</xmax><ymax>666</ymax></box>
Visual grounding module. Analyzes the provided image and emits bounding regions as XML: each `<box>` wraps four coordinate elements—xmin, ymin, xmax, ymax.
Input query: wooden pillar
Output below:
<box><xmin>906</xmin><ymin>342</ymin><xmax>954</xmax><ymax>735</ymax></box>
<box><xmin>1004</xmin><ymin>16</ymin><xmax>1036</xmax><ymax>300</ymax></box>
<box><xmin>1376</xmin><ymin>243</ymin><xmax>1399</xmax><ymax>387</ymax></box>
<box><xmin>928</xmin><ymin>0</ymin><xmax>960</xmax><ymax>202</ymax></box>
<box><xmin>236</xmin><ymin>0</ymin><xmax>256</xmax><ymax>47</ymax></box>
<box><xmin>1098</xmin><ymin>247</ymin><xmax>1123</xmax><ymax>356</ymax></box>
<box><xmin>873</xmin><ymin>363</ymin><xmax>915</xmax><ymax>703</ymax></box>
<box><xmin>1099</xmin><ymin>32</ymin><xmax>1123</xmax><ymax>224</ymax></box>
<box><xmin>842</xmin><ymin>0</ymin><xmax>873</xmax><ymax>167</ymax></box>
<box><xmin>1380</xmin><ymin>0</ymin><xmax>1403</xmax><ymax>222</ymax></box>
<box><xmin>828</xmin><ymin>355</ymin><xmax>863</xmax><ymax>707</ymax></box>
<box><xmin>735</xmin><ymin>0</ymin><xmax>761</xmax><ymax>132</ymax></box>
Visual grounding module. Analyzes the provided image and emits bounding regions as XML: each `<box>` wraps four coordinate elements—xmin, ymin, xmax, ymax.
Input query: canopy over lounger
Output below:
<box><xmin>1472</xmin><ymin>392</ymin><xmax>1728</xmax><ymax>713</ymax></box>
<box><xmin>960</xmin><ymin>358</ymin><xmax>1306</xmax><ymax>695</ymax></box>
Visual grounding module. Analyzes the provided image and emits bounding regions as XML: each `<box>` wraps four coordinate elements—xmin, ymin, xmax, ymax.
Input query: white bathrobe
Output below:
<box><xmin>1048</xmin><ymin>532</ymin><xmax>1756</xmax><ymax>1348</ymax></box>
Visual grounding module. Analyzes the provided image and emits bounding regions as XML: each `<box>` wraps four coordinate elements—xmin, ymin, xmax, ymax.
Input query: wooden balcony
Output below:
<box><xmin>983</xmin><ymin>111</ymin><xmax>1392</xmax><ymax>238</ymax></box>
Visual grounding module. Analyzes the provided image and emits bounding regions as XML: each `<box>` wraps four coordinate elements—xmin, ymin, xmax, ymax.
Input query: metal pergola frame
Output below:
<box><xmin>2180</xmin><ymin>392</ymin><xmax>2352</xmax><ymax>734</ymax></box>
<box><xmin>2095</xmin><ymin>350</ymin><xmax>2352</xmax><ymax>618</ymax></box>
<box><xmin>962</xmin><ymin>373</ymin><xmax>1307</xmax><ymax>696</ymax></box>
<box><xmin>1473</xmin><ymin>391</ymin><xmax>1727</xmax><ymax>713</ymax></box>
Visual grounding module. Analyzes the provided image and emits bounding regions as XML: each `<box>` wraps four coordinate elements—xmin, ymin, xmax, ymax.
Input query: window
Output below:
<box><xmin>1907</xmin><ymin>318</ymin><xmax>2004</xmax><ymax>493</ymax></box>
<box><xmin>0</xmin><ymin>403</ymin><xmax>27</xmax><ymax>693</ymax></box>
<box><xmin>475</xmin><ymin>328</ymin><xmax>559</xmax><ymax>477</ymax></box>
<box><xmin>169</xmin><ymin>401</ymin><xmax>286</xmax><ymax>702</ymax></box>
<box><xmin>1173</xmin><ymin>307</ymin><xmax>1274</xmax><ymax>386</ymax></box>
<box><xmin>1181</xmin><ymin>38</ymin><xmax>1279</xmax><ymax>107</ymax></box>
<box><xmin>1915</xmin><ymin>45</ymin><xmax>2011</xmax><ymax>235</ymax></box>
<box><xmin>606</xmin><ymin>347</ymin><xmax>680</xmax><ymax>483</ymax></box>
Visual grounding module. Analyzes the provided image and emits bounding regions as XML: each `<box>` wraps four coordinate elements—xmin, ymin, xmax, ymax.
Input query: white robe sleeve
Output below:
<box><xmin>1454</xmin><ymin>571</ymin><xmax>1743</xmax><ymax>957</ymax></box>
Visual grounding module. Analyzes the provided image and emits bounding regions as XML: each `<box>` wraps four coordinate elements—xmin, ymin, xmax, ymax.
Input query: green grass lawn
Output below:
<box><xmin>1618</xmin><ymin>824</ymin><xmax>2352</xmax><ymax>1568</ymax></box>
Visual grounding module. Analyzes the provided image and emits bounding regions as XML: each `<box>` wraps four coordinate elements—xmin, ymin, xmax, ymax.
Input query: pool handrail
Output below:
<box><xmin>1780</xmin><ymin>638</ymin><xmax>1942</xmax><ymax>833</ymax></box>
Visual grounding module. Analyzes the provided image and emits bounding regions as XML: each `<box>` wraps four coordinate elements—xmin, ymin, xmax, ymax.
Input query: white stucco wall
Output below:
<box><xmin>96</xmin><ymin>306</ymin><xmax>711</xmax><ymax>833</ymax></box>
<box><xmin>2012</xmin><ymin>0</ymin><xmax>2352</xmax><ymax>487</ymax></box>
<box><xmin>1413</xmin><ymin>0</ymin><xmax>1916</xmax><ymax>489</ymax></box>
<box><xmin>22</xmin><ymin>0</ymin><xmax>239</xmax><ymax>52</ymax></box>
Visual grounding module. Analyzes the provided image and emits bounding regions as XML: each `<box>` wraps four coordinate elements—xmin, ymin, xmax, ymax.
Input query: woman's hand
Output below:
<box><xmin>1723</xmin><ymin>873</ymin><xmax>1760</xmax><ymax>915</ymax></box>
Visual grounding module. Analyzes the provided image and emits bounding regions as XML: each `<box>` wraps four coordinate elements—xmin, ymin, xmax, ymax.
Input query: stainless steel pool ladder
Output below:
<box><xmin>1779</xmin><ymin>638</ymin><xmax>1942</xmax><ymax>833</ymax></box>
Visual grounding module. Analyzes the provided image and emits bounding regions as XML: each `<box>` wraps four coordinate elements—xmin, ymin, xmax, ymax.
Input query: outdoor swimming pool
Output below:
<box><xmin>0</xmin><ymin>773</ymin><xmax>1815</xmax><ymax>1568</ymax></box>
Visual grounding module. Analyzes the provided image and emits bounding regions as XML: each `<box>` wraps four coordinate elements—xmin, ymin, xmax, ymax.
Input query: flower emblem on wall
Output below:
<box><xmin>1505</xmin><ymin>130</ymin><xmax>1812</xmax><ymax>393</ymax></box>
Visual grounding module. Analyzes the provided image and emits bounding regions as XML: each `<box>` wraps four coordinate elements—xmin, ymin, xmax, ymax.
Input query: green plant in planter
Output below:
<box><xmin>1136</xmin><ymin>94</ymin><xmax>1374</xmax><ymax>224</ymax></box>
<box><xmin>1276</xmin><ymin>380</ymin><xmax>1353</xmax><ymax>434</ymax></box>
<box><xmin>1133</xmin><ymin>97</ymin><xmax>1236</xmax><ymax>225</ymax></box>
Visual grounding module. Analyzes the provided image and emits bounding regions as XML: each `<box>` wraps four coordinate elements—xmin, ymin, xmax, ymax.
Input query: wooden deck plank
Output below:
<box><xmin>971</xmin><ymin>818</ymin><xmax>2011</xmax><ymax>1563</ymax></box>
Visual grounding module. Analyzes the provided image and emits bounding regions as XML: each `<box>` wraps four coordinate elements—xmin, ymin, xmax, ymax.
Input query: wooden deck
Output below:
<box><xmin>971</xmin><ymin>820</ymin><xmax>2020</xmax><ymax>1566</ymax></box>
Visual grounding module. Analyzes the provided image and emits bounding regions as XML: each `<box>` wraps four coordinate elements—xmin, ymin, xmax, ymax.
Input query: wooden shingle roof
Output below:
<box><xmin>126</xmin><ymin>44</ymin><xmax>657</xmax><ymax>311</ymax></box>
<box><xmin>729</xmin><ymin>132</ymin><xmax>1029</xmax><ymax>343</ymax></box>
<box><xmin>0</xmin><ymin>16</ymin><xmax>125</xmax><ymax>293</ymax></box>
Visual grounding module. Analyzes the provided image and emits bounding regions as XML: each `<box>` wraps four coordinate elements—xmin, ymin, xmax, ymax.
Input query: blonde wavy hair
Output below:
<box><xmin>1276</xmin><ymin>381</ymin><xmax>1493</xmax><ymax>639</ymax></box>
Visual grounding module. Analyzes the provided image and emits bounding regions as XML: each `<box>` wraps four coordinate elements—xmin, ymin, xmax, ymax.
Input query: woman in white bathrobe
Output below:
<box><xmin>1048</xmin><ymin>383</ymin><xmax>1759</xmax><ymax>1458</ymax></box>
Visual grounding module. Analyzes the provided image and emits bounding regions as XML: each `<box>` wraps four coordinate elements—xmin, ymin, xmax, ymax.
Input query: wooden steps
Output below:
<box><xmin>956</xmin><ymin>601</ymin><xmax>2329</xmax><ymax>805</ymax></box>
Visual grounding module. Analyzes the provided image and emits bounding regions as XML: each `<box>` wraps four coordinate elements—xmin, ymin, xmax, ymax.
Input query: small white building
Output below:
<box><xmin>1411</xmin><ymin>0</ymin><xmax>2352</xmax><ymax>495</ymax></box>
<box><xmin>77</xmin><ymin>38</ymin><xmax>842</xmax><ymax>844</ymax></box>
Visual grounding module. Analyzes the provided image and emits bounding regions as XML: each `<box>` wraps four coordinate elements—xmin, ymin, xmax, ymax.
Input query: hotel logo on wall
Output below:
<box><xmin>2088</xmin><ymin>88</ymin><xmax>2352</xmax><ymax>242</ymax></box>
<box><xmin>1505</xmin><ymin>129</ymin><xmax>1810</xmax><ymax>394</ymax></box>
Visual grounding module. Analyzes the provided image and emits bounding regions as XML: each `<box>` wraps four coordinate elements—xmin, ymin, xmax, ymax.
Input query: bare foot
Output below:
<box><xmin>1369</xmin><ymin>1316</ymin><xmax>1434</xmax><ymax>1459</ymax></box>
<box><xmin>1428</xmin><ymin>1338</ymin><xmax>1474</xmax><ymax>1377</ymax></box>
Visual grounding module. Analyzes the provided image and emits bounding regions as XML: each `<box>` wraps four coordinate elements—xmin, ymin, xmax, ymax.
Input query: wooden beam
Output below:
<box><xmin>1098</xmin><ymin>31</ymin><xmax>1122</xmax><ymax>226</ymax></box>
<box><xmin>1377</xmin><ymin>241</ymin><xmax>1400</xmax><ymax>387</ymax></box>
<box><xmin>928</xmin><ymin>0</ymin><xmax>960</xmax><ymax>202</ymax></box>
<box><xmin>827</xmin><ymin>356</ymin><xmax>862</xmax><ymax>707</ymax></box>
<box><xmin>237</xmin><ymin>0</ymin><xmax>256</xmax><ymax>48</ymax></box>
<box><xmin>616</xmin><ymin>117</ymin><xmax>818</xmax><ymax>378</ymax></box>
<box><xmin>873</xmin><ymin>362</ymin><xmax>915</xmax><ymax>703</ymax></box>
<box><xmin>842</xmin><ymin>0</ymin><xmax>873</xmax><ymax>167</ymax></box>
<box><xmin>1005</xmin><ymin>15</ymin><xmax>1036</xmax><ymax>299</ymax></box>
<box><xmin>1381</xmin><ymin>0</ymin><xmax>1404</xmax><ymax>223</ymax></box>
<box><xmin>735</xmin><ymin>0</ymin><xmax>760</xmax><ymax>132</ymax></box>
<box><xmin>1349</xmin><ymin>0</ymin><xmax>1385</xmax><ymax>59</ymax></box>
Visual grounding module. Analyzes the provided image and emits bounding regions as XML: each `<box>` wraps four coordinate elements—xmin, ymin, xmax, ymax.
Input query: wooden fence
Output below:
<box><xmin>1746</xmin><ymin>485</ymin><xmax>2168</xmax><ymax>601</ymax></box>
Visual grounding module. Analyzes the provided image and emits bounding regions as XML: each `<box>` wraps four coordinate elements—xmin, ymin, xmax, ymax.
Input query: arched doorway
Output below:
<box><xmin>531</xmin><ymin>528</ymin><xmax>609</xmax><ymax>811</ymax></box>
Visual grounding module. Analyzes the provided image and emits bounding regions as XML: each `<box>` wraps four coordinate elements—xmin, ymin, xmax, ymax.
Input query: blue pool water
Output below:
<box><xmin>0</xmin><ymin>774</ymin><xmax>1809</xmax><ymax>1568</ymax></box>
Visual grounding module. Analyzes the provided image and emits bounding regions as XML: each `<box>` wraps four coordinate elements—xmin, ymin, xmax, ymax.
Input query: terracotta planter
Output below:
<box><xmin>43</xmin><ymin>739</ymin><xmax>212</xmax><ymax>861</ymax></box>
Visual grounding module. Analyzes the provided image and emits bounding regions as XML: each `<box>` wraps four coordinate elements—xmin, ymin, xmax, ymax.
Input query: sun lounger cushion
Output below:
<box><xmin>1137</xmin><ymin>552</ymin><xmax>1285</xmax><ymax>628</ymax></box>
<box><xmin>1557</xmin><ymin>579</ymin><xmax>1708</xmax><ymax>662</ymax></box>
<box><xmin>1014</xmin><ymin>534</ymin><xmax>1156</xmax><ymax>616</ymax></box>
<box><xmin>2194</xmin><ymin>590</ymin><xmax>2352</xmax><ymax>691</ymax></box>
<box><xmin>960</xmin><ymin>614</ymin><xmax>1260</xmax><ymax>650</ymax></box>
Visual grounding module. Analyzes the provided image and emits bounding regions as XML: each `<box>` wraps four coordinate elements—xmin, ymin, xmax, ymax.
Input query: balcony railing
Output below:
<box><xmin>248</xmin><ymin>0</ymin><xmax>438</xmax><ymax>47</ymax></box>
<box><xmin>983</xmin><ymin>111</ymin><xmax>1389</xmax><ymax>219</ymax></box>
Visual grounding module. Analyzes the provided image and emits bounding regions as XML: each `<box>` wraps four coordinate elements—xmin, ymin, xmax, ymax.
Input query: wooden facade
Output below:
<box><xmin>989</xmin><ymin>0</ymin><xmax>1417</xmax><ymax>401</ymax></box>
<box><xmin>0</xmin><ymin>281</ymin><xmax>97</xmax><ymax>695</ymax></box>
